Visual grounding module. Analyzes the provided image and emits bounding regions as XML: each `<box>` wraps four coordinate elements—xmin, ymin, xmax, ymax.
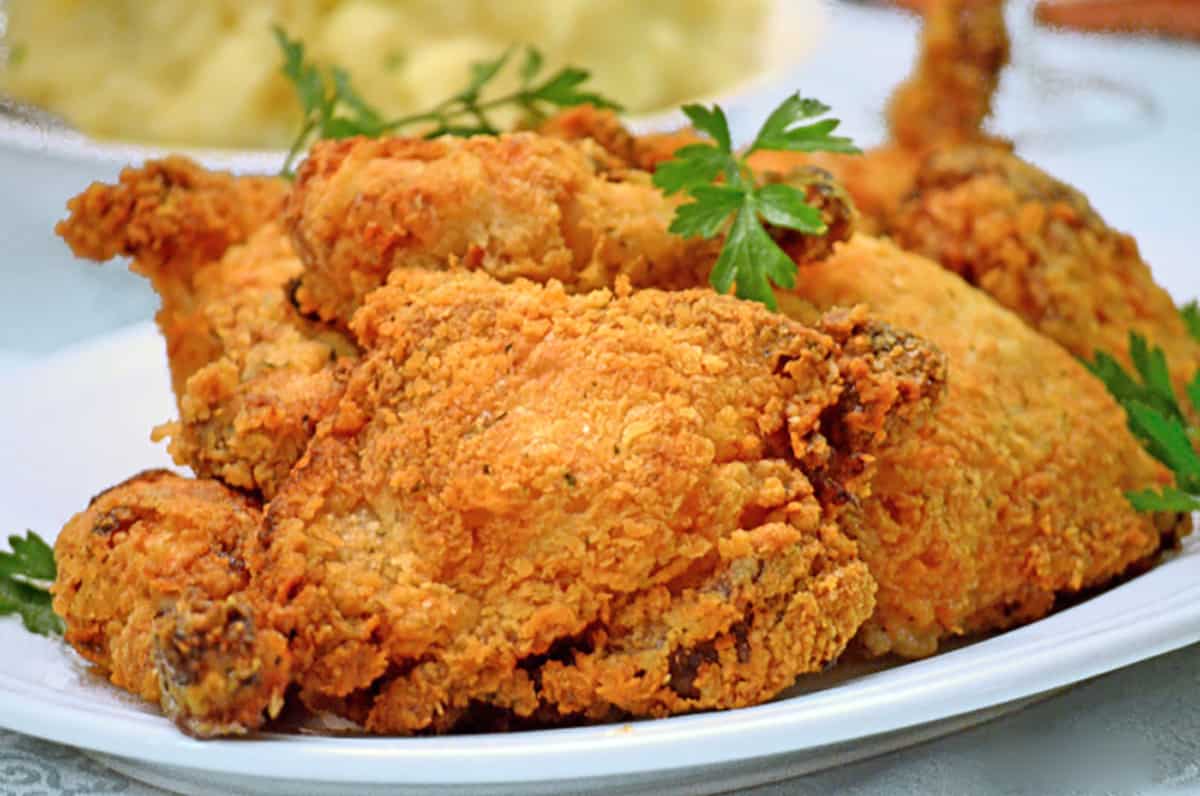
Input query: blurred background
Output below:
<box><xmin>0</xmin><ymin>0</ymin><xmax>1197</xmax><ymax>365</ymax></box>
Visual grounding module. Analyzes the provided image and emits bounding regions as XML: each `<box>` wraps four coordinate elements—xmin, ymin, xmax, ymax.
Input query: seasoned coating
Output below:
<box><xmin>779</xmin><ymin>236</ymin><xmax>1189</xmax><ymax>657</ymax></box>
<box><xmin>56</xmin><ymin>160</ymin><xmax>358</xmax><ymax>498</ymax></box>
<box><xmin>538</xmin><ymin>105</ymin><xmax>704</xmax><ymax>173</ymax></box>
<box><xmin>56</xmin><ymin>158</ymin><xmax>289</xmax><ymax>393</ymax></box>
<box><xmin>257</xmin><ymin>271</ymin><xmax>944</xmax><ymax>733</ymax></box>
<box><xmin>150</xmin><ymin>224</ymin><xmax>358</xmax><ymax>498</ymax></box>
<box><xmin>887</xmin><ymin>145</ymin><xmax>1200</xmax><ymax>401</ymax></box>
<box><xmin>886</xmin><ymin>0</ymin><xmax>1010</xmax><ymax>150</ymax></box>
<box><xmin>52</xmin><ymin>470</ymin><xmax>289</xmax><ymax>736</ymax></box>
<box><xmin>284</xmin><ymin>133</ymin><xmax>719</xmax><ymax>326</ymax></box>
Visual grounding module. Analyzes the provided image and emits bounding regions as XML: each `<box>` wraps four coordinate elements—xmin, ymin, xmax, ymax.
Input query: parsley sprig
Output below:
<box><xmin>652</xmin><ymin>95</ymin><xmax>859</xmax><ymax>309</ymax></box>
<box><xmin>1086</xmin><ymin>330</ymin><xmax>1200</xmax><ymax>512</ymax></box>
<box><xmin>0</xmin><ymin>531</ymin><xmax>63</xmax><ymax>637</ymax></box>
<box><xmin>1181</xmin><ymin>300</ymin><xmax>1200</xmax><ymax>342</ymax></box>
<box><xmin>273</xmin><ymin>27</ymin><xmax>621</xmax><ymax>177</ymax></box>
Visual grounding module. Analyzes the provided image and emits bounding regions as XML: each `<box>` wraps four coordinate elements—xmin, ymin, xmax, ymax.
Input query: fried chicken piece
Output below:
<box><xmin>57</xmin><ymin>160</ymin><xmax>358</xmax><ymax>498</ymax></box>
<box><xmin>887</xmin><ymin>0</ymin><xmax>1010</xmax><ymax>150</ymax></box>
<box><xmin>778</xmin><ymin>236</ymin><xmax>1190</xmax><ymax>657</ymax></box>
<box><xmin>56</xmin><ymin>158</ymin><xmax>289</xmax><ymax>393</ymax></box>
<box><xmin>284</xmin><ymin>133</ymin><xmax>720</xmax><ymax>326</ymax></box>
<box><xmin>887</xmin><ymin>145</ymin><xmax>1200</xmax><ymax>403</ymax></box>
<box><xmin>149</xmin><ymin>224</ymin><xmax>358</xmax><ymax>498</ymax></box>
<box><xmin>257</xmin><ymin>270</ymin><xmax>944</xmax><ymax>734</ymax></box>
<box><xmin>52</xmin><ymin>470</ymin><xmax>289</xmax><ymax>736</ymax></box>
<box><xmin>538</xmin><ymin>105</ymin><xmax>704</xmax><ymax>172</ymax></box>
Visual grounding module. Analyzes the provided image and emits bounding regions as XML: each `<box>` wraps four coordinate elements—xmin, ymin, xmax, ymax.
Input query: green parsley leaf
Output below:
<box><xmin>1083</xmin><ymin>337</ymin><xmax>1182</xmax><ymax>424</ymax></box>
<box><xmin>681</xmin><ymin>104</ymin><xmax>733</xmax><ymax>153</ymax></box>
<box><xmin>0</xmin><ymin>531</ymin><xmax>56</xmax><ymax>581</ymax></box>
<box><xmin>654</xmin><ymin>94</ymin><xmax>858</xmax><ymax>309</ymax></box>
<box><xmin>1182</xmin><ymin>301</ymin><xmax>1200</xmax><ymax>343</ymax></box>
<box><xmin>529</xmin><ymin>67</ymin><xmax>621</xmax><ymax>110</ymax></box>
<box><xmin>273</xmin><ymin>27</ymin><xmax>326</xmax><ymax>120</ymax></box>
<box><xmin>748</xmin><ymin>93</ymin><xmax>860</xmax><ymax>155</ymax></box>
<box><xmin>0</xmin><ymin>531</ymin><xmax>62</xmax><ymax>638</ymax></box>
<box><xmin>331</xmin><ymin>67</ymin><xmax>383</xmax><ymax>133</ymax></box>
<box><xmin>669</xmin><ymin>185</ymin><xmax>745</xmax><ymax>239</ymax></box>
<box><xmin>755</xmin><ymin>183</ymin><xmax>826</xmax><ymax>234</ymax></box>
<box><xmin>519</xmin><ymin>47</ymin><xmax>545</xmax><ymax>86</ymax></box>
<box><xmin>1087</xmin><ymin>331</ymin><xmax>1200</xmax><ymax>513</ymax></box>
<box><xmin>458</xmin><ymin>48</ymin><xmax>515</xmax><ymax>105</ymax></box>
<box><xmin>1124</xmin><ymin>400</ymin><xmax>1200</xmax><ymax>489</ymax></box>
<box><xmin>652</xmin><ymin>144</ymin><xmax>730</xmax><ymax>196</ymax></box>
<box><xmin>0</xmin><ymin>576</ymin><xmax>63</xmax><ymax>637</ymax></box>
<box><xmin>1127</xmin><ymin>486</ymin><xmax>1200</xmax><ymax>513</ymax></box>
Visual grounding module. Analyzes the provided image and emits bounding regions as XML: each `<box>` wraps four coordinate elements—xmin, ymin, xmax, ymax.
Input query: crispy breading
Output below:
<box><xmin>150</xmin><ymin>224</ymin><xmax>358</xmax><ymax>498</ymax></box>
<box><xmin>56</xmin><ymin>160</ymin><xmax>359</xmax><ymax>498</ymax></box>
<box><xmin>886</xmin><ymin>0</ymin><xmax>1010</xmax><ymax>150</ymax></box>
<box><xmin>56</xmin><ymin>158</ymin><xmax>289</xmax><ymax>393</ymax></box>
<box><xmin>538</xmin><ymin>105</ymin><xmax>704</xmax><ymax>172</ymax></box>
<box><xmin>887</xmin><ymin>145</ymin><xmax>1200</xmax><ymax>402</ymax></box>
<box><xmin>52</xmin><ymin>470</ymin><xmax>289</xmax><ymax>736</ymax></box>
<box><xmin>779</xmin><ymin>236</ymin><xmax>1190</xmax><ymax>657</ymax></box>
<box><xmin>284</xmin><ymin>133</ymin><xmax>720</xmax><ymax>326</ymax></box>
<box><xmin>256</xmin><ymin>270</ymin><xmax>943</xmax><ymax>733</ymax></box>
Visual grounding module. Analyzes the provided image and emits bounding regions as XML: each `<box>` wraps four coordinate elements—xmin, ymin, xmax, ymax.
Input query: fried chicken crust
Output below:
<box><xmin>887</xmin><ymin>145</ymin><xmax>1200</xmax><ymax>401</ymax></box>
<box><xmin>56</xmin><ymin>160</ymin><xmax>358</xmax><ymax>498</ymax></box>
<box><xmin>149</xmin><ymin>224</ymin><xmax>358</xmax><ymax>498</ymax></box>
<box><xmin>779</xmin><ymin>236</ymin><xmax>1190</xmax><ymax>657</ymax></box>
<box><xmin>56</xmin><ymin>158</ymin><xmax>289</xmax><ymax>394</ymax></box>
<box><xmin>886</xmin><ymin>0</ymin><xmax>1010</xmax><ymax>150</ymax></box>
<box><xmin>257</xmin><ymin>271</ymin><xmax>943</xmax><ymax>733</ymax></box>
<box><xmin>284</xmin><ymin>133</ymin><xmax>720</xmax><ymax>326</ymax></box>
<box><xmin>52</xmin><ymin>470</ymin><xmax>289</xmax><ymax>736</ymax></box>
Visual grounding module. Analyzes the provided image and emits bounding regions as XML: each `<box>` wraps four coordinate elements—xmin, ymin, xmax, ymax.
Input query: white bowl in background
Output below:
<box><xmin>0</xmin><ymin>0</ymin><xmax>825</xmax><ymax>175</ymax></box>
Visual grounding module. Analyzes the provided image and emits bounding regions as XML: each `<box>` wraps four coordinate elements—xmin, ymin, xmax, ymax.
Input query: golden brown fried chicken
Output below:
<box><xmin>57</xmin><ymin>161</ymin><xmax>358</xmax><ymax>498</ymax></box>
<box><xmin>538</xmin><ymin>105</ymin><xmax>704</xmax><ymax>172</ymax></box>
<box><xmin>53</xmin><ymin>470</ymin><xmax>289</xmax><ymax>736</ymax></box>
<box><xmin>56</xmin><ymin>157</ymin><xmax>289</xmax><ymax>394</ymax></box>
<box><xmin>778</xmin><ymin>236</ymin><xmax>1189</xmax><ymax>657</ymax></box>
<box><xmin>257</xmin><ymin>270</ymin><xmax>944</xmax><ymax>733</ymax></box>
<box><xmin>887</xmin><ymin>145</ymin><xmax>1200</xmax><ymax>401</ymax></box>
<box><xmin>284</xmin><ymin>133</ymin><xmax>721</xmax><ymax>326</ymax></box>
<box><xmin>149</xmin><ymin>224</ymin><xmax>358</xmax><ymax>498</ymax></box>
<box><xmin>886</xmin><ymin>0</ymin><xmax>1010</xmax><ymax>150</ymax></box>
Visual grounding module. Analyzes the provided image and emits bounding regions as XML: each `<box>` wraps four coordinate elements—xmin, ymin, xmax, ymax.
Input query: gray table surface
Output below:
<box><xmin>3</xmin><ymin>2</ymin><xmax>1199</xmax><ymax>793</ymax></box>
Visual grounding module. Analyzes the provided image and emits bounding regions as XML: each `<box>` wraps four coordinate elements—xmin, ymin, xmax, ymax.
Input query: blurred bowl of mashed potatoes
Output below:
<box><xmin>0</xmin><ymin>0</ymin><xmax>824</xmax><ymax>168</ymax></box>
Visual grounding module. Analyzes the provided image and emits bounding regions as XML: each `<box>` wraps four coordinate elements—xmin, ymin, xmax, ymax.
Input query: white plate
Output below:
<box><xmin>0</xmin><ymin>322</ymin><xmax>1198</xmax><ymax>795</ymax></box>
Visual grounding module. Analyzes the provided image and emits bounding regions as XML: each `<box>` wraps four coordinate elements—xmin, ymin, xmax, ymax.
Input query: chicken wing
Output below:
<box><xmin>56</xmin><ymin>157</ymin><xmax>289</xmax><ymax>394</ymax></box>
<box><xmin>256</xmin><ymin>270</ymin><xmax>944</xmax><ymax>733</ymax></box>
<box><xmin>53</xmin><ymin>470</ymin><xmax>289</xmax><ymax>736</ymax></box>
<box><xmin>57</xmin><ymin>161</ymin><xmax>358</xmax><ymax>498</ymax></box>
<box><xmin>778</xmin><ymin>236</ymin><xmax>1189</xmax><ymax>657</ymax></box>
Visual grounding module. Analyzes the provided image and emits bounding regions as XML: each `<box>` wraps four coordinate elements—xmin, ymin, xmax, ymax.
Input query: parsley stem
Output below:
<box><xmin>282</xmin><ymin>118</ymin><xmax>318</xmax><ymax>178</ymax></box>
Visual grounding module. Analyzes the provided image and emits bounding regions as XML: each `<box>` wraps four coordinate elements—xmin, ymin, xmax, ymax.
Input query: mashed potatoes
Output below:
<box><xmin>0</xmin><ymin>0</ymin><xmax>769</xmax><ymax>149</ymax></box>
